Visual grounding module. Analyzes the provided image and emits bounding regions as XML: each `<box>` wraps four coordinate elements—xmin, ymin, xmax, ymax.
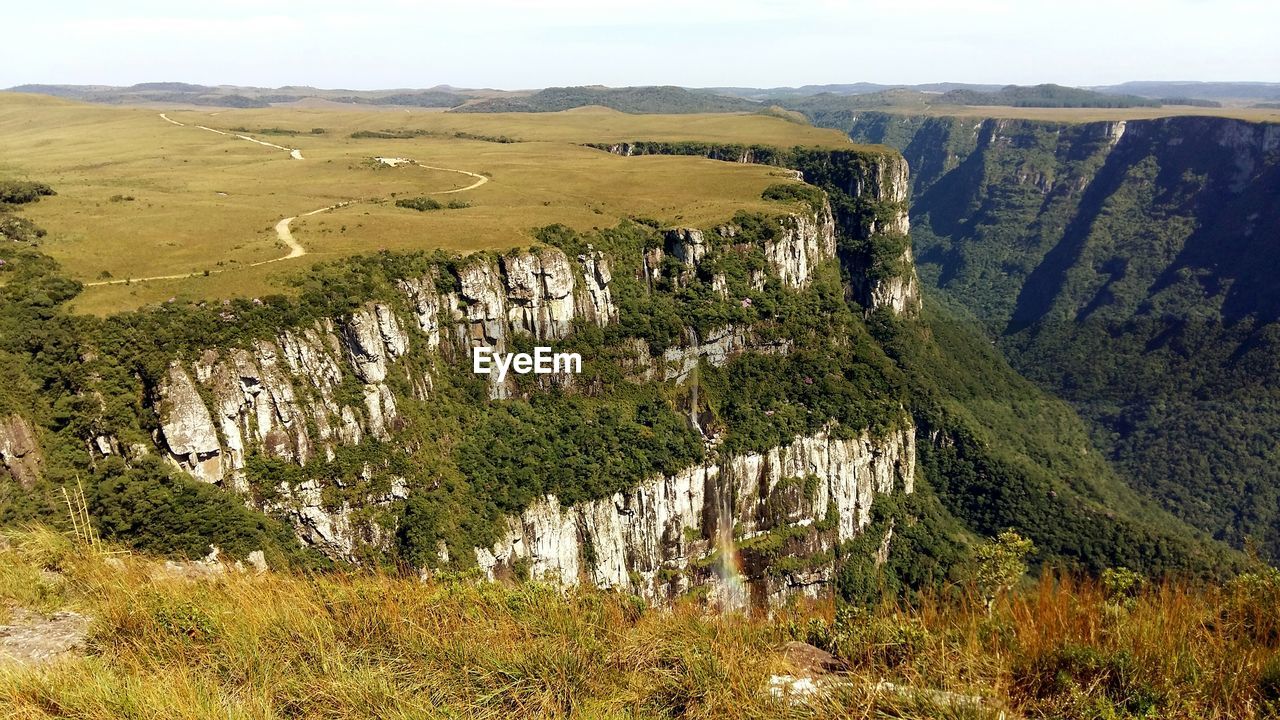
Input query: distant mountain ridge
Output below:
<box><xmin>9</xmin><ymin>81</ymin><xmax>1278</xmax><ymax>112</ymax></box>
<box><xmin>4</xmin><ymin>83</ymin><xmax>477</xmax><ymax>109</ymax></box>
<box><xmin>1092</xmin><ymin>81</ymin><xmax>1280</xmax><ymax>102</ymax></box>
<box><xmin>3</xmin><ymin>82</ymin><xmax>762</xmax><ymax>114</ymax></box>
<box><xmin>450</xmin><ymin>85</ymin><xmax>760</xmax><ymax>114</ymax></box>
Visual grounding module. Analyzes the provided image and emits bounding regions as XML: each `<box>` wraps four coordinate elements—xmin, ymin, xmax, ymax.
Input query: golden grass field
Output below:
<box><xmin>0</xmin><ymin>94</ymin><xmax>854</xmax><ymax>314</ymax></box>
<box><xmin>3</xmin><ymin>528</ymin><xmax>1279</xmax><ymax>718</ymax></box>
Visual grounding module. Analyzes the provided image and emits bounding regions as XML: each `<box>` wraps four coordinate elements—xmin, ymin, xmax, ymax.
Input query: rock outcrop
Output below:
<box><xmin>589</xmin><ymin>141</ymin><xmax>921</xmax><ymax>315</ymax></box>
<box><xmin>149</xmin><ymin>244</ymin><xmax>631</xmax><ymax>557</ymax></box>
<box><xmin>861</xmin><ymin>244</ymin><xmax>921</xmax><ymax>317</ymax></box>
<box><xmin>0</xmin><ymin>415</ymin><xmax>42</xmax><ymax>489</ymax></box>
<box><xmin>0</xmin><ymin>609</ymin><xmax>89</xmax><ymax>667</ymax></box>
<box><xmin>763</xmin><ymin>208</ymin><xmax>838</xmax><ymax>288</ymax></box>
<box><xmin>157</xmin><ymin>365</ymin><xmax>222</xmax><ymax>483</ymax></box>
<box><xmin>833</xmin><ymin>152</ymin><xmax>920</xmax><ymax>316</ymax></box>
<box><xmin>474</xmin><ymin>423</ymin><xmax>916</xmax><ymax>607</ymax></box>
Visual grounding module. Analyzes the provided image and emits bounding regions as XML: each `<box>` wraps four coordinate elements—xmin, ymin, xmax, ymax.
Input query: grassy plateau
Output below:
<box><xmin>0</xmin><ymin>93</ymin><xmax>854</xmax><ymax>314</ymax></box>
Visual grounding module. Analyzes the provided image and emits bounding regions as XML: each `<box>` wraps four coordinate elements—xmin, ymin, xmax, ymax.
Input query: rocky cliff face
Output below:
<box><xmin>0</xmin><ymin>415</ymin><xmax>42</xmax><ymax>489</ymax></box>
<box><xmin>590</xmin><ymin>141</ymin><xmax>921</xmax><ymax>316</ymax></box>
<box><xmin>846</xmin><ymin>154</ymin><xmax>919</xmax><ymax>316</ymax></box>
<box><xmin>475</xmin><ymin>423</ymin><xmax>916</xmax><ymax>607</ymax></box>
<box><xmin>834</xmin><ymin>112</ymin><xmax>1280</xmax><ymax>329</ymax></box>
<box><xmin>865</xmin><ymin>246</ymin><xmax>920</xmax><ymax>317</ymax></box>
<box><xmin>144</xmin><ymin>202</ymin><xmax>867</xmax><ymax>569</ymax></box>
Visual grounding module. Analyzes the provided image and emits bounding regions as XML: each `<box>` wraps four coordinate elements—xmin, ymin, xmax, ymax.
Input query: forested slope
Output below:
<box><xmin>833</xmin><ymin>110</ymin><xmax>1280</xmax><ymax>557</ymax></box>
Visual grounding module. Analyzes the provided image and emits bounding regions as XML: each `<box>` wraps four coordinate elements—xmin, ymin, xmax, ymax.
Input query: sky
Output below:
<box><xmin>3</xmin><ymin>0</ymin><xmax>1277</xmax><ymax>90</ymax></box>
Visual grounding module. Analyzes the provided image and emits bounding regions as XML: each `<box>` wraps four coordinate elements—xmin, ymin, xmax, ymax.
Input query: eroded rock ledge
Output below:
<box><xmin>476</xmin><ymin>423</ymin><xmax>916</xmax><ymax>606</ymax></box>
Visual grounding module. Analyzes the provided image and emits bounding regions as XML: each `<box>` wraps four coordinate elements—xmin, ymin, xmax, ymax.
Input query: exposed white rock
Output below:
<box><xmin>398</xmin><ymin>276</ymin><xmax>444</xmax><ymax>350</ymax></box>
<box><xmin>141</xmin><ymin>189</ymin><xmax>915</xmax><ymax>576</ymax></box>
<box><xmin>0</xmin><ymin>609</ymin><xmax>90</xmax><ymax>666</ymax></box>
<box><xmin>665</xmin><ymin>228</ymin><xmax>708</xmax><ymax>267</ymax></box>
<box><xmin>1105</xmin><ymin>120</ymin><xmax>1127</xmax><ymax>148</ymax></box>
<box><xmin>0</xmin><ymin>415</ymin><xmax>42</xmax><ymax>489</ymax></box>
<box><xmin>274</xmin><ymin>479</ymin><xmax>360</xmax><ymax>561</ymax></box>
<box><xmin>501</xmin><ymin>249</ymin><xmax>577</xmax><ymax>340</ymax></box>
<box><xmin>157</xmin><ymin>364</ymin><xmax>222</xmax><ymax>483</ymax></box>
<box><xmin>246</xmin><ymin>550</ymin><xmax>269</xmax><ymax>574</ymax></box>
<box><xmin>164</xmin><ymin>311</ymin><xmax>408</xmax><ymax>493</ymax></box>
<box><xmin>342</xmin><ymin>307</ymin><xmax>392</xmax><ymax>384</ymax></box>
<box><xmin>763</xmin><ymin>203</ymin><xmax>838</xmax><ymax>288</ymax></box>
<box><xmin>661</xmin><ymin>326</ymin><xmax>751</xmax><ymax>382</ymax></box>
<box><xmin>579</xmin><ymin>251</ymin><xmax>617</xmax><ymax>324</ymax></box>
<box><xmin>457</xmin><ymin>261</ymin><xmax>508</xmax><ymax>349</ymax></box>
<box><xmin>660</xmin><ymin>326</ymin><xmax>792</xmax><ymax>383</ymax></box>
<box><xmin>476</xmin><ymin>422</ymin><xmax>916</xmax><ymax>605</ymax></box>
<box><xmin>375</xmin><ymin>304</ymin><xmax>408</xmax><ymax>360</ymax></box>
<box><xmin>870</xmin><ymin>246</ymin><xmax>922</xmax><ymax>317</ymax></box>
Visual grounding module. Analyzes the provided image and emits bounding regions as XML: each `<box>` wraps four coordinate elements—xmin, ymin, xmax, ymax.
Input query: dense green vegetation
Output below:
<box><xmin>394</xmin><ymin>196</ymin><xmax>443</xmax><ymax>211</ymax></box>
<box><xmin>835</xmin><ymin>110</ymin><xmax>1280</xmax><ymax>560</ymax></box>
<box><xmin>0</xmin><ymin>180</ymin><xmax>55</xmax><ymax>205</ymax></box>
<box><xmin>331</xmin><ymin>91</ymin><xmax>467</xmax><ymax>108</ymax></box>
<box><xmin>352</xmin><ymin>128</ymin><xmax>519</xmax><ymax>142</ymax></box>
<box><xmin>761</xmin><ymin>182</ymin><xmax>826</xmax><ymax>213</ymax></box>
<box><xmin>774</xmin><ymin>84</ymin><xmax>1164</xmax><ymax>118</ymax></box>
<box><xmin>0</xmin><ymin>180</ymin><xmax>55</xmax><ymax>242</ymax></box>
<box><xmin>936</xmin><ymin>84</ymin><xmax>1160</xmax><ymax>108</ymax></box>
<box><xmin>875</xmin><ymin>302</ymin><xmax>1230</xmax><ymax>577</ymax></box>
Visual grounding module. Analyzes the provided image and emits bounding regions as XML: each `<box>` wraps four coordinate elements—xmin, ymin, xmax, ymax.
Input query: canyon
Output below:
<box><xmin>112</xmin><ymin>163</ymin><xmax>923</xmax><ymax>604</ymax></box>
<box><xmin>831</xmin><ymin>110</ymin><xmax>1280</xmax><ymax>557</ymax></box>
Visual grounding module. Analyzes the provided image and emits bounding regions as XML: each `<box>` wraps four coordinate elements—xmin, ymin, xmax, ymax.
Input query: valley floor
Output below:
<box><xmin>1</xmin><ymin>529</ymin><xmax>1278</xmax><ymax>719</ymax></box>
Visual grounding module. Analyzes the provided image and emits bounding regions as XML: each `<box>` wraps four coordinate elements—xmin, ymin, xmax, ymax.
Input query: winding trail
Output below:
<box><xmin>259</xmin><ymin>203</ymin><xmax>352</xmax><ymax>266</ymax></box>
<box><xmin>161</xmin><ymin>113</ymin><xmax>304</xmax><ymax>158</ymax></box>
<box><xmin>86</xmin><ymin>115</ymin><xmax>489</xmax><ymax>287</ymax></box>
<box><xmin>417</xmin><ymin>164</ymin><xmax>488</xmax><ymax>193</ymax></box>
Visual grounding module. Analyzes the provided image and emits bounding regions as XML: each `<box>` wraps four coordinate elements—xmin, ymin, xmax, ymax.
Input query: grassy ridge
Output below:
<box><xmin>2</xmin><ymin>528</ymin><xmax>1278</xmax><ymax>718</ymax></box>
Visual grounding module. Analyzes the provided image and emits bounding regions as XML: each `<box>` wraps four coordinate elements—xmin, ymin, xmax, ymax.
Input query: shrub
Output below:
<box><xmin>0</xmin><ymin>213</ymin><xmax>47</xmax><ymax>242</ymax></box>
<box><xmin>794</xmin><ymin>604</ymin><xmax>929</xmax><ymax>670</ymax></box>
<box><xmin>1013</xmin><ymin>642</ymin><xmax>1163</xmax><ymax>716</ymax></box>
<box><xmin>974</xmin><ymin>530</ymin><xmax>1035</xmax><ymax>614</ymax></box>
<box><xmin>395</xmin><ymin>197</ymin><xmax>443</xmax><ymax>211</ymax></box>
<box><xmin>0</xmin><ymin>180</ymin><xmax>55</xmax><ymax>205</ymax></box>
<box><xmin>761</xmin><ymin>182</ymin><xmax>826</xmax><ymax>213</ymax></box>
<box><xmin>1102</xmin><ymin>566</ymin><xmax>1144</xmax><ymax>611</ymax></box>
<box><xmin>1228</xmin><ymin>566</ymin><xmax>1280</xmax><ymax>644</ymax></box>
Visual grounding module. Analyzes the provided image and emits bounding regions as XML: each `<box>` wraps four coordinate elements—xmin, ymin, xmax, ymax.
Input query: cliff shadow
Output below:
<box><xmin>1005</xmin><ymin>131</ymin><xmax>1141</xmax><ymax>335</ymax></box>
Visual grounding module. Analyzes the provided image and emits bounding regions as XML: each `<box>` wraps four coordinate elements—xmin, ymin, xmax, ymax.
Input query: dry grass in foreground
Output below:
<box><xmin>0</xmin><ymin>527</ymin><xmax>1278</xmax><ymax>719</ymax></box>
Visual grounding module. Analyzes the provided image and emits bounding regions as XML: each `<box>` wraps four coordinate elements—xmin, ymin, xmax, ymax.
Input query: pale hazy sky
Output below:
<box><xmin>4</xmin><ymin>0</ymin><xmax>1277</xmax><ymax>89</ymax></box>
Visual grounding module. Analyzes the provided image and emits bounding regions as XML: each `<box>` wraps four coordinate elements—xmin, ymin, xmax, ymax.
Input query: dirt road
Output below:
<box><xmin>82</xmin><ymin>116</ymin><xmax>489</xmax><ymax>287</ymax></box>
